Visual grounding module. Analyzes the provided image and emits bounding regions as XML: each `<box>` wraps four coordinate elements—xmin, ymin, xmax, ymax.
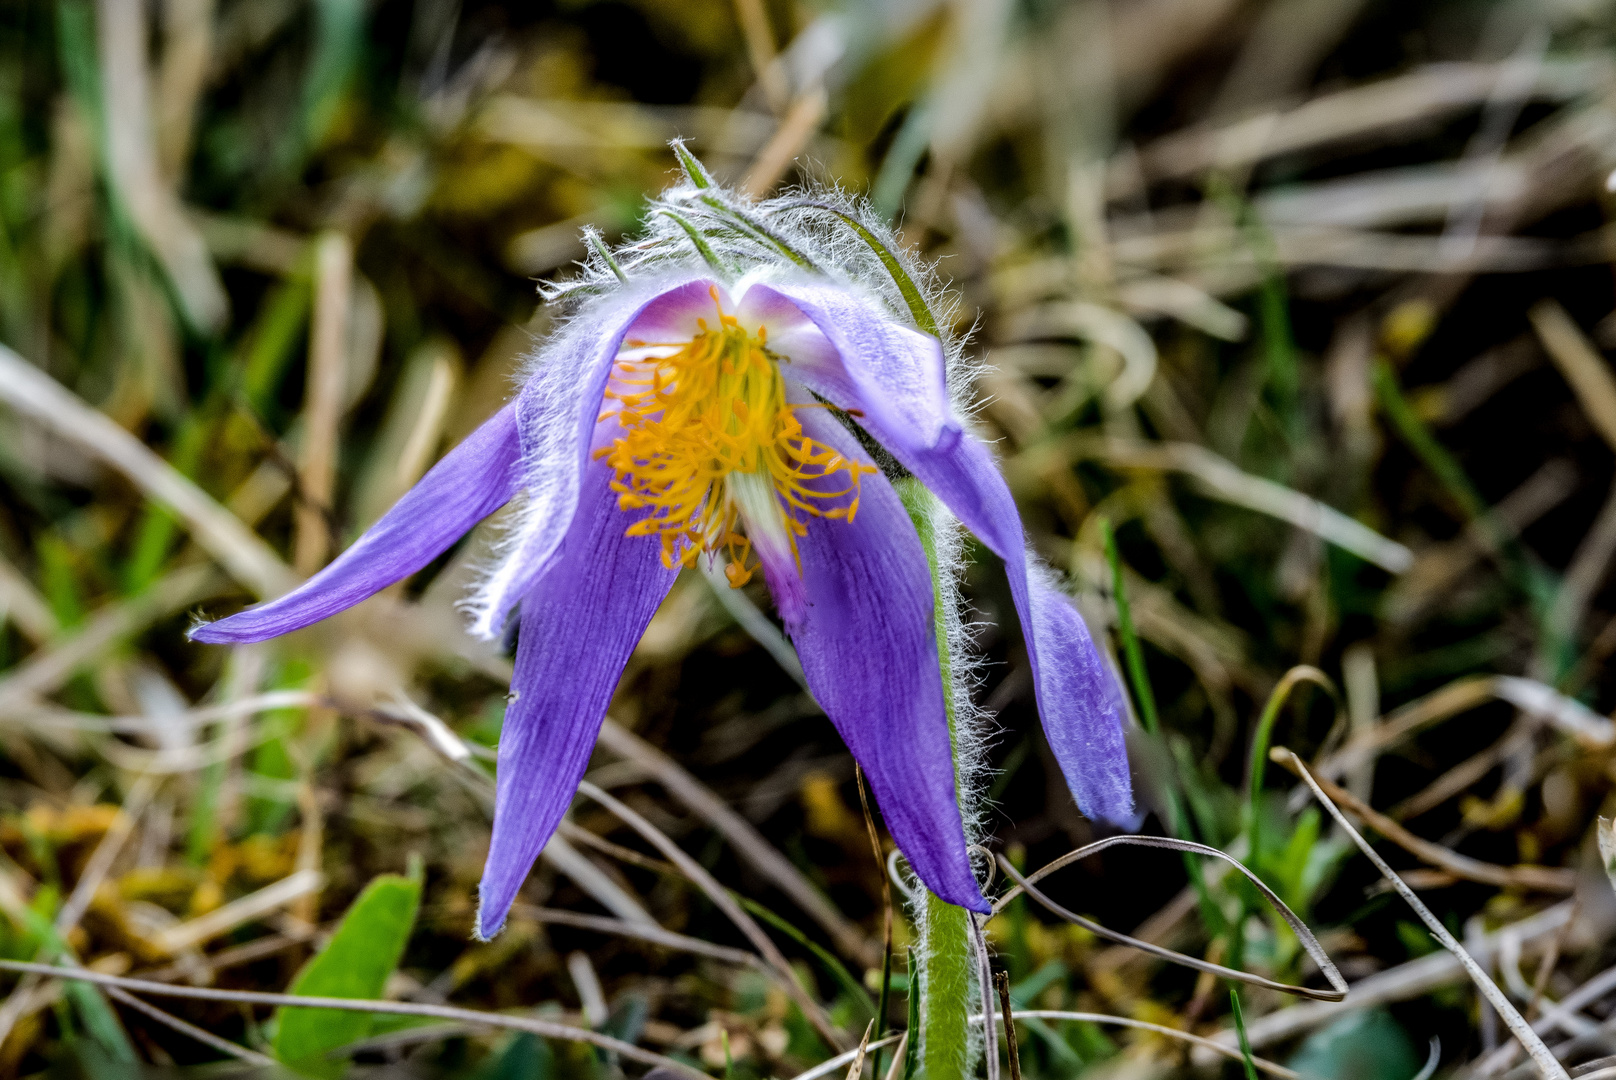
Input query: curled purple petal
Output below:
<box><xmin>476</xmin><ymin>449</ymin><xmax>678</xmax><ymax>939</ymax></box>
<box><xmin>468</xmin><ymin>276</ymin><xmax>721</xmax><ymax>641</ymax></box>
<box><xmin>758</xmin><ymin>282</ymin><xmax>1134</xmax><ymax>825</ymax></box>
<box><xmin>739</xmin><ymin>280</ymin><xmax>951</xmax><ymax>448</ymax></box>
<box><xmin>780</xmin><ymin>403</ymin><xmax>987</xmax><ymax>913</ymax></box>
<box><xmin>190</xmin><ymin>402</ymin><xmax>522</xmax><ymax>644</ymax></box>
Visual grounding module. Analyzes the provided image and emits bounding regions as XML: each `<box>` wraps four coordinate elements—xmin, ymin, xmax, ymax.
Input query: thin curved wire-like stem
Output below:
<box><xmin>999</xmin><ymin>1012</ymin><xmax>1301</xmax><ymax>1079</ymax></box>
<box><xmin>0</xmin><ymin>959</ymin><xmax>707</xmax><ymax>1078</ymax></box>
<box><xmin>1279</xmin><ymin>748</ymin><xmax>1569</xmax><ymax>1080</ymax></box>
<box><xmin>994</xmin><ymin>839</ymin><xmax>1348</xmax><ymax>1002</ymax></box>
<box><xmin>575</xmin><ymin>779</ymin><xmax>847</xmax><ymax>1051</ymax></box>
<box><xmin>104</xmin><ymin>984</ymin><xmax>275</xmax><ymax>1066</ymax></box>
<box><xmin>972</xmin><ymin>914</ymin><xmax>998</xmax><ymax>1080</ymax></box>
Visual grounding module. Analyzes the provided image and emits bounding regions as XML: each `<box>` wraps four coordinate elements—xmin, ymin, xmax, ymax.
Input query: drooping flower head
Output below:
<box><xmin>191</xmin><ymin>148</ymin><xmax>1132</xmax><ymax>938</ymax></box>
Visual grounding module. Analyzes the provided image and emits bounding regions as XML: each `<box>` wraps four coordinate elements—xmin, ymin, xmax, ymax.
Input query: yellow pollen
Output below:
<box><xmin>595</xmin><ymin>290</ymin><xmax>876</xmax><ymax>586</ymax></box>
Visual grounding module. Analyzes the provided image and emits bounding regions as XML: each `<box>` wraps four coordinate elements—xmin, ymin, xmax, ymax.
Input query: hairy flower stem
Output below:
<box><xmin>899</xmin><ymin>478</ymin><xmax>976</xmax><ymax>1080</ymax></box>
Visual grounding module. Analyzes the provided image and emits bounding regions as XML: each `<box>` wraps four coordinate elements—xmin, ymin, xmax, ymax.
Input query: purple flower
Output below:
<box><xmin>192</xmin><ymin>265</ymin><xmax>1131</xmax><ymax>938</ymax></box>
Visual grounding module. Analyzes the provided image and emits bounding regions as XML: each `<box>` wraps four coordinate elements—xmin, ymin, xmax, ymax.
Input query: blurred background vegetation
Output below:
<box><xmin>2</xmin><ymin>0</ymin><xmax>1616</xmax><ymax>1076</ymax></box>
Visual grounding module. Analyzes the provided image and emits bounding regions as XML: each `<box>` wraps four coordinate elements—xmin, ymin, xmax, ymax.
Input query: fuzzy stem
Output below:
<box><xmin>922</xmin><ymin>897</ymin><xmax>970</xmax><ymax>1080</ymax></box>
<box><xmin>898</xmin><ymin>478</ymin><xmax>975</xmax><ymax>1080</ymax></box>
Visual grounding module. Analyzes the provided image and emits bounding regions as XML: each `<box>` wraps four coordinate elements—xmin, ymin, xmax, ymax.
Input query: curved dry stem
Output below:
<box><xmin>992</xmin><ymin>1011</ymin><xmax>1300</xmax><ymax>1080</ymax></box>
<box><xmin>993</xmin><ymin>839</ymin><xmax>1348</xmax><ymax>1002</ymax></box>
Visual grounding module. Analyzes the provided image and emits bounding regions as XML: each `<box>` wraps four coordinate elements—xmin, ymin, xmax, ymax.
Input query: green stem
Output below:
<box><xmin>898</xmin><ymin>479</ymin><xmax>973</xmax><ymax>1080</ymax></box>
<box><xmin>922</xmin><ymin>895</ymin><xmax>970</xmax><ymax>1080</ymax></box>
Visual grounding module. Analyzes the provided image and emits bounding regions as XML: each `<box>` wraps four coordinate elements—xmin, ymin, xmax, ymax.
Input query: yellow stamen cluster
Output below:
<box><xmin>596</xmin><ymin>293</ymin><xmax>875</xmax><ymax>586</ymax></box>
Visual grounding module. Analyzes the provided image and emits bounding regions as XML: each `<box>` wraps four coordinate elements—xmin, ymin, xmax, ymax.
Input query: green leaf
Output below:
<box><xmin>1286</xmin><ymin>1009</ymin><xmax>1421</xmax><ymax>1080</ymax></box>
<box><xmin>671</xmin><ymin>139</ymin><xmax>715</xmax><ymax>189</ymax></box>
<box><xmin>273</xmin><ymin>872</ymin><xmax>422</xmax><ymax>1076</ymax></box>
<box><xmin>1229</xmin><ymin>990</ymin><xmax>1259</xmax><ymax>1080</ymax></box>
<box><xmin>475</xmin><ymin>1033</ymin><xmax>554</xmax><ymax>1080</ymax></box>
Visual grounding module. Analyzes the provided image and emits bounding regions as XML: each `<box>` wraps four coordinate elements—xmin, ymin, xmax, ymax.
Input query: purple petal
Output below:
<box><xmin>1023</xmin><ymin>565</ymin><xmax>1134</xmax><ymax>822</ymax></box>
<box><xmin>779</xmin><ymin>404</ymin><xmax>987</xmax><ymax>913</ymax></box>
<box><xmin>739</xmin><ymin>280</ymin><xmax>951</xmax><ymax>448</ymax></box>
<box><xmin>468</xmin><ymin>276</ymin><xmax>722</xmax><ymax>640</ymax></box>
<box><xmin>758</xmin><ymin>282</ymin><xmax>1134</xmax><ymax>825</ymax></box>
<box><xmin>477</xmin><ymin>451</ymin><xmax>678</xmax><ymax>939</ymax></box>
<box><xmin>190</xmin><ymin>403</ymin><xmax>522</xmax><ymax>644</ymax></box>
<box><xmin>903</xmin><ymin>436</ymin><xmax>1134</xmax><ymax>823</ymax></box>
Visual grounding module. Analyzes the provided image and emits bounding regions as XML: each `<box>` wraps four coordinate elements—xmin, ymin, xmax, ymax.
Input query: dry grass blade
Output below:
<box><xmin>731</xmin><ymin>0</ymin><xmax>788</xmax><ymax>113</ymax></box>
<box><xmin>0</xmin><ymin>344</ymin><xmax>295</xmax><ymax>598</ymax></box>
<box><xmin>855</xmin><ymin>762</ymin><xmax>894</xmax><ymax>1080</ymax></box>
<box><xmin>0</xmin><ymin>566</ymin><xmax>218</xmax><ymax>715</ymax></box>
<box><xmin>1216</xmin><ymin>902</ymin><xmax>1573</xmax><ymax>1052</ymax></box>
<box><xmin>56</xmin><ymin>774</ymin><xmax>157</xmax><ymax>934</ymax></box>
<box><xmin>1278</xmin><ymin>748</ymin><xmax>1569</xmax><ymax>1079</ymax></box>
<box><xmin>741</xmin><ymin>87</ymin><xmax>828</xmax><ymax>198</ymax></box>
<box><xmin>103</xmin><ymin>986</ymin><xmax>274</xmax><ymax>1066</ymax></box>
<box><xmin>150</xmin><ymin>868</ymin><xmax>325</xmax><ymax>954</ymax></box>
<box><xmin>136</xmin><ymin>922</ymin><xmax>321</xmax><ymax>984</ymax></box>
<box><xmin>294</xmin><ymin>231</ymin><xmax>353</xmax><ymax>575</ymax></box>
<box><xmin>95</xmin><ymin>0</ymin><xmax>227</xmax><ymax>331</ymax></box>
<box><xmin>1115</xmin><ymin>59</ymin><xmax>1608</xmax><ymax>191</ymax></box>
<box><xmin>595</xmin><ymin>719</ymin><xmax>877</xmax><ymax>965</ymax></box>
<box><xmin>1530</xmin><ymin>299</ymin><xmax>1616</xmax><ymax>455</ymax></box>
<box><xmin>881</xmin><ymin>1032</ymin><xmax>907</xmax><ymax>1080</ymax></box>
<box><xmin>1060</xmin><ymin>436</ymin><xmax>1414</xmax><ymax>572</ymax></box>
<box><xmin>17</xmin><ymin>690</ymin><xmax>319</xmax><ymax>736</ymax></box>
<box><xmin>843</xmin><ymin>1021</ymin><xmax>873</xmax><ymax>1080</ymax></box>
<box><xmin>575</xmin><ymin>780</ymin><xmax>847</xmax><ymax>1050</ymax></box>
<box><xmin>512</xmin><ymin>905</ymin><xmax>763</xmax><ymax>967</ymax></box>
<box><xmin>994</xmin><ymin>840</ymin><xmax>1348</xmax><ymax>1001</ymax></box>
<box><xmin>1320</xmin><ymin>674</ymin><xmax>1615</xmax><ymax>780</ymax></box>
<box><xmin>1269</xmin><ymin>751</ymin><xmax>1576</xmax><ymax>892</ymax></box>
<box><xmin>0</xmin><ymin>553</ymin><xmax>58</xmax><ymax>645</ymax></box>
<box><xmin>785</xmin><ymin>1033</ymin><xmax>905</xmax><ymax>1080</ymax></box>
<box><xmin>0</xmin><ymin>960</ymin><xmax>708</xmax><ymax>1079</ymax></box>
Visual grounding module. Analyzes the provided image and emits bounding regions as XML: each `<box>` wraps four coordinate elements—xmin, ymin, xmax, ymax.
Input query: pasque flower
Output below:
<box><xmin>191</xmin><ymin>161</ymin><xmax>1131</xmax><ymax>938</ymax></box>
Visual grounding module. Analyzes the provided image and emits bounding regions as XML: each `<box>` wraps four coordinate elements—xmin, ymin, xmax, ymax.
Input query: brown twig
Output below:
<box><xmin>1268</xmin><ymin>748</ymin><xmax>1576</xmax><ymax>892</ymax></box>
<box><xmin>995</xmin><ymin>971</ymin><xmax>1022</xmax><ymax>1080</ymax></box>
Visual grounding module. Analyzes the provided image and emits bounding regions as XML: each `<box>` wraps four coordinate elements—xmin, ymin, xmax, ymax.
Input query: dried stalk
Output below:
<box><xmin>0</xmin><ymin>959</ymin><xmax>708</xmax><ymax>1079</ymax></box>
<box><xmin>1278</xmin><ymin>748</ymin><xmax>1568</xmax><ymax>1079</ymax></box>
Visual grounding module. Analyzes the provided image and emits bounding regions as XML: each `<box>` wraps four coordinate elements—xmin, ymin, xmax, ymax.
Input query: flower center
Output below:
<box><xmin>595</xmin><ymin>292</ymin><xmax>875</xmax><ymax>587</ymax></box>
